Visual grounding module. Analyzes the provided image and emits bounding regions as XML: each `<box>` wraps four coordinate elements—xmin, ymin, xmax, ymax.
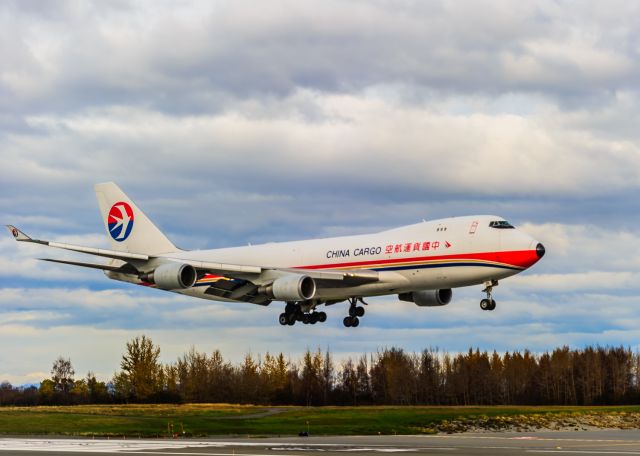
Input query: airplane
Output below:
<box><xmin>6</xmin><ymin>182</ymin><xmax>545</xmax><ymax>327</ymax></box>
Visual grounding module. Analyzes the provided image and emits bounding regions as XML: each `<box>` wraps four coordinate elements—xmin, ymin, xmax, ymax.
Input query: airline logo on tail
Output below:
<box><xmin>108</xmin><ymin>202</ymin><xmax>134</xmax><ymax>241</ymax></box>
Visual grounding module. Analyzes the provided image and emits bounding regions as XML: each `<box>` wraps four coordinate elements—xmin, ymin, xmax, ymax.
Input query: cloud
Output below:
<box><xmin>2</xmin><ymin>0</ymin><xmax>640</xmax><ymax>114</ymax></box>
<box><xmin>2</xmin><ymin>0</ymin><xmax>640</xmax><ymax>384</ymax></box>
<box><xmin>4</xmin><ymin>91</ymin><xmax>640</xmax><ymax>210</ymax></box>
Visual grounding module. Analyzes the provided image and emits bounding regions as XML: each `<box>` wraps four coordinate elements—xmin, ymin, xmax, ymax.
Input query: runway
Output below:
<box><xmin>4</xmin><ymin>431</ymin><xmax>640</xmax><ymax>456</ymax></box>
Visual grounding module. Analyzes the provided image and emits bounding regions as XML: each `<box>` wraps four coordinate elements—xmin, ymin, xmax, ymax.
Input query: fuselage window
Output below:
<box><xmin>489</xmin><ymin>220</ymin><xmax>515</xmax><ymax>229</ymax></box>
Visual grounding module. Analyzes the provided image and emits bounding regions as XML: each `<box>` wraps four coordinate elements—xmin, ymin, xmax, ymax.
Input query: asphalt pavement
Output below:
<box><xmin>3</xmin><ymin>430</ymin><xmax>640</xmax><ymax>455</ymax></box>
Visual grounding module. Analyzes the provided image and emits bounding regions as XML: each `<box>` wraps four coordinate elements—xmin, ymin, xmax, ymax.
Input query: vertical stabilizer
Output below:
<box><xmin>94</xmin><ymin>182</ymin><xmax>178</xmax><ymax>255</ymax></box>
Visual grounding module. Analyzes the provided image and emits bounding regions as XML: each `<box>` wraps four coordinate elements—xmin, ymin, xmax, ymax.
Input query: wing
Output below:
<box><xmin>7</xmin><ymin>225</ymin><xmax>149</xmax><ymax>261</ymax></box>
<box><xmin>7</xmin><ymin>225</ymin><xmax>260</xmax><ymax>275</ymax></box>
<box><xmin>7</xmin><ymin>225</ymin><xmax>379</xmax><ymax>305</ymax></box>
<box><xmin>39</xmin><ymin>258</ymin><xmax>139</xmax><ymax>273</ymax></box>
<box><xmin>193</xmin><ymin>267</ymin><xmax>379</xmax><ymax>304</ymax></box>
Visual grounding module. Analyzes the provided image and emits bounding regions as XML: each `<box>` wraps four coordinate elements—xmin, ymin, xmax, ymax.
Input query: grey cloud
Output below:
<box><xmin>2</xmin><ymin>0</ymin><xmax>640</xmax><ymax>116</ymax></box>
<box><xmin>3</xmin><ymin>0</ymin><xmax>640</xmax><ymax>384</ymax></box>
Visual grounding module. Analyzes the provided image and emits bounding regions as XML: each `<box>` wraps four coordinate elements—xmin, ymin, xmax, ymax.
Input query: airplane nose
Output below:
<box><xmin>536</xmin><ymin>243</ymin><xmax>546</xmax><ymax>259</ymax></box>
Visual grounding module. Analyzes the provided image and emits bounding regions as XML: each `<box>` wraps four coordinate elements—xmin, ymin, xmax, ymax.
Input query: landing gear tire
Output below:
<box><xmin>318</xmin><ymin>312</ymin><xmax>327</xmax><ymax>323</ymax></box>
<box><xmin>279</xmin><ymin>313</ymin><xmax>288</xmax><ymax>325</ymax></box>
<box><xmin>302</xmin><ymin>314</ymin><xmax>311</xmax><ymax>324</ymax></box>
<box><xmin>349</xmin><ymin>306</ymin><xmax>365</xmax><ymax>317</ymax></box>
<box><xmin>480</xmin><ymin>280</ymin><xmax>498</xmax><ymax>312</ymax></box>
<box><xmin>343</xmin><ymin>316</ymin><xmax>359</xmax><ymax>327</ymax></box>
<box><xmin>287</xmin><ymin>313</ymin><xmax>297</xmax><ymax>325</ymax></box>
<box><xmin>480</xmin><ymin>299</ymin><xmax>497</xmax><ymax>311</ymax></box>
<box><xmin>346</xmin><ymin>297</ymin><xmax>366</xmax><ymax>326</ymax></box>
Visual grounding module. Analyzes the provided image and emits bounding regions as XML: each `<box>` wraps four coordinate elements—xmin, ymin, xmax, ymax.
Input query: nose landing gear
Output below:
<box><xmin>343</xmin><ymin>297</ymin><xmax>366</xmax><ymax>327</ymax></box>
<box><xmin>480</xmin><ymin>280</ymin><xmax>498</xmax><ymax>311</ymax></box>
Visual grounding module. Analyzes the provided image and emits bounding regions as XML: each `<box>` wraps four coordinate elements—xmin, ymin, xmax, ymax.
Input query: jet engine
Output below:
<box><xmin>141</xmin><ymin>263</ymin><xmax>197</xmax><ymax>290</ymax></box>
<box><xmin>259</xmin><ymin>274</ymin><xmax>316</xmax><ymax>301</ymax></box>
<box><xmin>398</xmin><ymin>289</ymin><xmax>452</xmax><ymax>307</ymax></box>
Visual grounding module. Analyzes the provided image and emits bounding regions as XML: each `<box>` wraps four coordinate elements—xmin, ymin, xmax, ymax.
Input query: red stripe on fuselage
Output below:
<box><xmin>295</xmin><ymin>249</ymin><xmax>539</xmax><ymax>271</ymax></box>
<box><xmin>183</xmin><ymin>250</ymin><xmax>538</xmax><ymax>287</ymax></box>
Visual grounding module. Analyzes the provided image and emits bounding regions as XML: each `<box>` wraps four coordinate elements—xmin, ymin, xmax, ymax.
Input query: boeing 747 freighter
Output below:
<box><xmin>7</xmin><ymin>183</ymin><xmax>545</xmax><ymax>327</ymax></box>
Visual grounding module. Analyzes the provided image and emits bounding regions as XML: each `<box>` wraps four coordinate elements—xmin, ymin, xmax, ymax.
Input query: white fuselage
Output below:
<box><xmin>115</xmin><ymin>215</ymin><xmax>542</xmax><ymax>304</ymax></box>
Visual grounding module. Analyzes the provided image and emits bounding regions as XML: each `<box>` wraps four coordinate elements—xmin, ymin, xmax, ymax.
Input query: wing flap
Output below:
<box><xmin>280</xmin><ymin>268</ymin><xmax>379</xmax><ymax>284</ymax></box>
<box><xmin>171</xmin><ymin>258</ymin><xmax>262</xmax><ymax>275</ymax></box>
<box><xmin>203</xmin><ymin>278</ymin><xmax>271</xmax><ymax>305</ymax></box>
<box><xmin>39</xmin><ymin>258</ymin><xmax>138</xmax><ymax>273</ymax></box>
<box><xmin>8</xmin><ymin>225</ymin><xmax>379</xmax><ymax>290</ymax></box>
<box><xmin>47</xmin><ymin>241</ymin><xmax>149</xmax><ymax>260</ymax></box>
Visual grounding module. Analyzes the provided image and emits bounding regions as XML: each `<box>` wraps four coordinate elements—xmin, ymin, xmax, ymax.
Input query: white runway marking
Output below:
<box><xmin>0</xmin><ymin>438</ymin><xmax>432</xmax><ymax>454</ymax></box>
<box><xmin>0</xmin><ymin>439</ymin><xmax>222</xmax><ymax>453</ymax></box>
<box><xmin>433</xmin><ymin>434</ymin><xmax>640</xmax><ymax>443</ymax></box>
<box><xmin>527</xmin><ymin>451</ymin><xmax>640</xmax><ymax>455</ymax></box>
<box><xmin>270</xmin><ymin>447</ymin><xmax>427</xmax><ymax>452</ymax></box>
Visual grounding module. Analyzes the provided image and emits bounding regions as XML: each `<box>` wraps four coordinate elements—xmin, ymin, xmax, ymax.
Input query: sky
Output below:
<box><xmin>2</xmin><ymin>0</ymin><xmax>640</xmax><ymax>385</ymax></box>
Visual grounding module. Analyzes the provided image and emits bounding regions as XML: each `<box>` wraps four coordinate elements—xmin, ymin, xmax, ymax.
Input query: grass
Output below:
<box><xmin>1</xmin><ymin>404</ymin><xmax>640</xmax><ymax>437</ymax></box>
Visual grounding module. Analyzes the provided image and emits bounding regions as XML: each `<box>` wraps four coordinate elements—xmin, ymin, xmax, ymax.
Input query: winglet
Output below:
<box><xmin>6</xmin><ymin>225</ymin><xmax>32</xmax><ymax>242</ymax></box>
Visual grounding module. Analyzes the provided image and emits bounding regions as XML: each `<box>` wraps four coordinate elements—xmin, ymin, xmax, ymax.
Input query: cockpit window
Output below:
<box><xmin>489</xmin><ymin>220</ymin><xmax>515</xmax><ymax>229</ymax></box>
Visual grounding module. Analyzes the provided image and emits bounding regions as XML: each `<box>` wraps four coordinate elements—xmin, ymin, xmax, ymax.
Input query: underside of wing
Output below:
<box><xmin>286</xmin><ymin>268</ymin><xmax>379</xmax><ymax>285</ymax></box>
<box><xmin>39</xmin><ymin>258</ymin><xmax>138</xmax><ymax>273</ymax></box>
<box><xmin>197</xmin><ymin>274</ymin><xmax>271</xmax><ymax>305</ymax></box>
<box><xmin>8</xmin><ymin>224</ymin><xmax>380</xmax><ymax>305</ymax></box>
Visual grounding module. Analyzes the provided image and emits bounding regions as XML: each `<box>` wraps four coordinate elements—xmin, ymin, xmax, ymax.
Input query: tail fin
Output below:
<box><xmin>94</xmin><ymin>182</ymin><xmax>178</xmax><ymax>255</ymax></box>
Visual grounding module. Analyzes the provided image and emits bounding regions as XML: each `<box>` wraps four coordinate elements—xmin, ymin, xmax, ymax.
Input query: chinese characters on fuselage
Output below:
<box><xmin>326</xmin><ymin>240</ymin><xmax>450</xmax><ymax>259</ymax></box>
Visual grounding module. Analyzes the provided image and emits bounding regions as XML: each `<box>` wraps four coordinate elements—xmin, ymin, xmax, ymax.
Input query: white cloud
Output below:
<box><xmin>0</xmin><ymin>234</ymin><xmax>109</xmax><ymax>281</ymax></box>
<box><xmin>2</xmin><ymin>0</ymin><xmax>640</xmax><ymax>384</ymax></box>
<box><xmin>2</xmin><ymin>0</ymin><xmax>640</xmax><ymax>110</ymax></box>
<box><xmin>3</xmin><ymin>90</ymin><xmax>639</xmax><ymax>204</ymax></box>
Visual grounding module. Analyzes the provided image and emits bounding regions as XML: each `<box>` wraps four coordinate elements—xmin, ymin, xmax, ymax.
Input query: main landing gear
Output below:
<box><xmin>480</xmin><ymin>280</ymin><xmax>498</xmax><ymax>311</ymax></box>
<box><xmin>279</xmin><ymin>301</ymin><xmax>327</xmax><ymax>326</ymax></box>
<box><xmin>343</xmin><ymin>297</ymin><xmax>366</xmax><ymax>328</ymax></box>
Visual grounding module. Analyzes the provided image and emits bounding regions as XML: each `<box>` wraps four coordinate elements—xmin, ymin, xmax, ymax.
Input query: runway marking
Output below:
<box><xmin>0</xmin><ymin>439</ymin><xmax>450</xmax><ymax>454</ymax></box>
<box><xmin>431</xmin><ymin>435</ymin><xmax>640</xmax><ymax>444</ymax></box>
<box><xmin>5</xmin><ymin>435</ymin><xmax>640</xmax><ymax>455</ymax></box>
<box><xmin>112</xmin><ymin>453</ymin><xmax>299</xmax><ymax>456</ymax></box>
<box><xmin>270</xmin><ymin>447</ymin><xmax>431</xmax><ymax>452</ymax></box>
<box><xmin>527</xmin><ymin>451</ymin><xmax>640</xmax><ymax>455</ymax></box>
<box><xmin>0</xmin><ymin>439</ymin><xmax>248</xmax><ymax>453</ymax></box>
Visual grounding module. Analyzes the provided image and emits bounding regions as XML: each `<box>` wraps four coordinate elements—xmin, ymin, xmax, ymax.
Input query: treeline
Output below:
<box><xmin>2</xmin><ymin>337</ymin><xmax>640</xmax><ymax>406</ymax></box>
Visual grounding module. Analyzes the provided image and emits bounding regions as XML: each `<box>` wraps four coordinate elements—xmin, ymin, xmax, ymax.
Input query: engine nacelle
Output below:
<box><xmin>259</xmin><ymin>275</ymin><xmax>316</xmax><ymax>301</ymax></box>
<box><xmin>143</xmin><ymin>263</ymin><xmax>197</xmax><ymax>290</ymax></box>
<box><xmin>398</xmin><ymin>289</ymin><xmax>453</xmax><ymax>307</ymax></box>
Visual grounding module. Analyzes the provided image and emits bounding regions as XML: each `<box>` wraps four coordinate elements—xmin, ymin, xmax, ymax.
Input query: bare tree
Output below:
<box><xmin>51</xmin><ymin>357</ymin><xmax>75</xmax><ymax>394</ymax></box>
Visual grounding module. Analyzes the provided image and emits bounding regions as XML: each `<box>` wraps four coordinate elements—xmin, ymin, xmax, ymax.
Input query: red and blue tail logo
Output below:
<box><xmin>108</xmin><ymin>202</ymin><xmax>134</xmax><ymax>242</ymax></box>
